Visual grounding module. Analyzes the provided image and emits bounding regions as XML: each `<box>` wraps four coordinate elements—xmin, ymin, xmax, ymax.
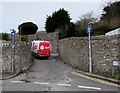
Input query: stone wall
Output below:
<box><xmin>28</xmin><ymin>32</ymin><xmax>59</xmax><ymax>53</ymax></box>
<box><xmin>0</xmin><ymin>44</ymin><xmax>3</xmax><ymax>74</ymax></box>
<box><xmin>58</xmin><ymin>35</ymin><xmax>120</xmax><ymax>77</ymax></box>
<box><xmin>2</xmin><ymin>43</ymin><xmax>33</xmax><ymax>74</ymax></box>
<box><xmin>1</xmin><ymin>32</ymin><xmax>59</xmax><ymax>74</ymax></box>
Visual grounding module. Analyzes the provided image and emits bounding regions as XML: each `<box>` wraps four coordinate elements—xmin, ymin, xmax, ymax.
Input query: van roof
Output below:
<box><xmin>32</xmin><ymin>40</ymin><xmax>50</xmax><ymax>43</ymax></box>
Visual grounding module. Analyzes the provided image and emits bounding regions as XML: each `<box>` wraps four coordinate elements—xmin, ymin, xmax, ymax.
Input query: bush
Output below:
<box><xmin>92</xmin><ymin>25</ymin><xmax>111</xmax><ymax>35</ymax></box>
<box><xmin>21</xmin><ymin>35</ymin><xmax>28</xmax><ymax>43</ymax></box>
<box><xmin>2</xmin><ymin>33</ymin><xmax>10</xmax><ymax>41</ymax></box>
<box><xmin>55</xmin><ymin>29</ymin><xmax>66</xmax><ymax>39</ymax></box>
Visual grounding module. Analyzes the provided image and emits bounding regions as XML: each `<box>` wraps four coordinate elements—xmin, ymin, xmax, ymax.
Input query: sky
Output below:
<box><xmin>0</xmin><ymin>0</ymin><xmax>112</xmax><ymax>33</ymax></box>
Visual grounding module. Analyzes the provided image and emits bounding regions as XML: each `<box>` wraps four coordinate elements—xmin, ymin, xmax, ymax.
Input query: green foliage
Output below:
<box><xmin>55</xmin><ymin>23</ymin><xmax>78</xmax><ymax>39</ymax></box>
<box><xmin>45</xmin><ymin>16</ymin><xmax>56</xmax><ymax>32</ymax></box>
<box><xmin>21</xmin><ymin>35</ymin><xmax>28</xmax><ymax>43</ymax></box>
<box><xmin>45</xmin><ymin>8</ymin><xmax>71</xmax><ymax>33</ymax></box>
<box><xmin>100</xmin><ymin>1</ymin><xmax>120</xmax><ymax>29</ymax></box>
<box><xmin>89</xmin><ymin>1</ymin><xmax>120</xmax><ymax>36</ymax></box>
<box><xmin>75</xmin><ymin>25</ymin><xmax>88</xmax><ymax>37</ymax></box>
<box><xmin>75</xmin><ymin>12</ymin><xmax>97</xmax><ymax>37</ymax></box>
<box><xmin>2</xmin><ymin>33</ymin><xmax>9</xmax><ymax>41</ymax></box>
<box><xmin>92</xmin><ymin>25</ymin><xmax>111</xmax><ymax>35</ymax></box>
<box><xmin>18</xmin><ymin>22</ymin><xmax>38</xmax><ymax>35</ymax></box>
<box><xmin>0</xmin><ymin>33</ymin><xmax>2</xmax><ymax>39</ymax></box>
<box><xmin>112</xmin><ymin>69</ymin><xmax>120</xmax><ymax>80</ymax></box>
<box><xmin>74</xmin><ymin>1</ymin><xmax>120</xmax><ymax>37</ymax></box>
<box><xmin>46</xmin><ymin>1</ymin><xmax>120</xmax><ymax>38</ymax></box>
<box><xmin>114</xmin><ymin>75</ymin><xmax>120</xmax><ymax>80</ymax></box>
<box><xmin>55</xmin><ymin>29</ymin><xmax>66</xmax><ymax>39</ymax></box>
<box><xmin>102</xmin><ymin>1</ymin><xmax>120</xmax><ymax>20</ymax></box>
<box><xmin>65</xmin><ymin>22</ymin><xmax>78</xmax><ymax>38</ymax></box>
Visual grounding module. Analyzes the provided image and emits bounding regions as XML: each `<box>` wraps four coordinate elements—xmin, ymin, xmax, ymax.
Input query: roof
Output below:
<box><xmin>105</xmin><ymin>28</ymin><xmax>120</xmax><ymax>36</ymax></box>
<box><xmin>32</xmin><ymin>40</ymin><xmax>50</xmax><ymax>43</ymax></box>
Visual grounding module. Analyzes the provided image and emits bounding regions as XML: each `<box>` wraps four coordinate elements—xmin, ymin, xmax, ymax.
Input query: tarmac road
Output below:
<box><xmin>2</xmin><ymin>54</ymin><xmax>120</xmax><ymax>92</ymax></box>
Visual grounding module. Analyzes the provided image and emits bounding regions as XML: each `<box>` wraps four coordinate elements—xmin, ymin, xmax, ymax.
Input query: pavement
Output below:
<box><xmin>0</xmin><ymin>62</ymin><xmax>32</xmax><ymax>80</ymax></box>
<box><xmin>76</xmin><ymin>70</ymin><xmax>120</xmax><ymax>85</ymax></box>
<box><xmin>0</xmin><ymin>73</ymin><xmax>17</xmax><ymax>80</ymax></box>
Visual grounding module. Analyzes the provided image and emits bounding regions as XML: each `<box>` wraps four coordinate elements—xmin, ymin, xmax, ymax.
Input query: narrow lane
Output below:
<box><xmin>2</xmin><ymin>55</ymin><xmax>119</xmax><ymax>92</ymax></box>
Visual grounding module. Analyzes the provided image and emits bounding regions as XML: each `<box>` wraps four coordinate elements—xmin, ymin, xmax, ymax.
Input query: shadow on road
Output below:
<box><xmin>32</xmin><ymin>53</ymin><xmax>59</xmax><ymax>60</ymax></box>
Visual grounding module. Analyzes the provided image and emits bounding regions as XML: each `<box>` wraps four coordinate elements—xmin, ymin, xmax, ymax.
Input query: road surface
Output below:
<box><xmin>2</xmin><ymin>54</ymin><xmax>120</xmax><ymax>92</ymax></box>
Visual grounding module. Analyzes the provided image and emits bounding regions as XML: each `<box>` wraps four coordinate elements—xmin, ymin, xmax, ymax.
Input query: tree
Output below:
<box><xmin>75</xmin><ymin>12</ymin><xmax>98</xmax><ymax>36</ymax></box>
<box><xmin>65</xmin><ymin>22</ymin><xmax>77</xmax><ymax>38</ymax></box>
<box><xmin>2</xmin><ymin>33</ymin><xmax>9</xmax><ymax>41</ymax></box>
<box><xmin>55</xmin><ymin>22</ymin><xmax>78</xmax><ymax>39</ymax></box>
<box><xmin>100</xmin><ymin>1</ymin><xmax>120</xmax><ymax>29</ymax></box>
<box><xmin>21</xmin><ymin>35</ymin><xmax>28</xmax><ymax>43</ymax></box>
<box><xmin>18</xmin><ymin>22</ymin><xmax>38</xmax><ymax>35</ymax></box>
<box><xmin>55</xmin><ymin>29</ymin><xmax>66</xmax><ymax>39</ymax></box>
<box><xmin>78</xmin><ymin>11</ymin><xmax>97</xmax><ymax>29</ymax></box>
<box><xmin>45</xmin><ymin>16</ymin><xmax>56</xmax><ymax>33</ymax></box>
<box><xmin>45</xmin><ymin>8</ymin><xmax>71</xmax><ymax>33</ymax></box>
<box><xmin>0</xmin><ymin>33</ymin><xmax>2</xmax><ymax>39</ymax></box>
<box><xmin>90</xmin><ymin>1</ymin><xmax>120</xmax><ymax>36</ymax></box>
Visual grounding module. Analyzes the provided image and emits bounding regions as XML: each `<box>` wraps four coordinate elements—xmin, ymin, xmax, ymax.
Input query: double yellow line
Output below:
<box><xmin>15</xmin><ymin>73</ymin><xmax>26</xmax><ymax>78</ymax></box>
<box><xmin>71</xmin><ymin>72</ymin><xmax>119</xmax><ymax>87</ymax></box>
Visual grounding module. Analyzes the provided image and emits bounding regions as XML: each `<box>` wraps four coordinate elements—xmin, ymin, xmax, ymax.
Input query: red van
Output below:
<box><xmin>31</xmin><ymin>40</ymin><xmax>51</xmax><ymax>57</ymax></box>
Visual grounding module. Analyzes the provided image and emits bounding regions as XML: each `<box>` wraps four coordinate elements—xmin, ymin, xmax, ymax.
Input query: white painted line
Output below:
<box><xmin>10</xmin><ymin>81</ymin><xmax>24</xmax><ymax>83</ymax></box>
<box><xmin>78</xmin><ymin>85</ymin><xmax>101</xmax><ymax>90</ymax></box>
<box><xmin>71</xmin><ymin>72</ymin><xmax>118</xmax><ymax>87</ymax></box>
<box><xmin>57</xmin><ymin>83</ymin><xmax>71</xmax><ymax>87</ymax></box>
<box><xmin>34</xmin><ymin>82</ymin><xmax>50</xmax><ymax>85</ymax></box>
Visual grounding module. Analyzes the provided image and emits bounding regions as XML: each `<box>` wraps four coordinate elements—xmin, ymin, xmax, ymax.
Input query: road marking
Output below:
<box><xmin>15</xmin><ymin>73</ymin><xmax>26</xmax><ymax>78</ymax></box>
<box><xmin>78</xmin><ymin>85</ymin><xmax>101</xmax><ymax>90</ymax></box>
<box><xmin>34</xmin><ymin>82</ymin><xmax>49</xmax><ymax>85</ymax></box>
<box><xmin>57</xmin><ymin>83</ymin><xmax>71</xmax><ymax>87</ymax></box>
<box><xmin>71</xmin><ymin>72</ymin><xmax>119</xmax><ymax>87</ymax></box>
<box><xmin>10</xmin><ymin>81</ymin><xmax>24</xmax><ymax>83</ymax></box>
